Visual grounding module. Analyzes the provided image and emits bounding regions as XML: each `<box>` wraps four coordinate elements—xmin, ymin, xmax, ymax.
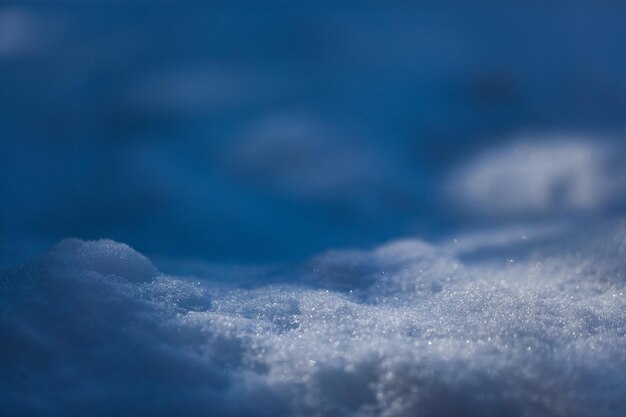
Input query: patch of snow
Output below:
<box><xmin>1</xmin><ymin>224</ymin><xmax>625</xmax><ymax>416</ymax></box>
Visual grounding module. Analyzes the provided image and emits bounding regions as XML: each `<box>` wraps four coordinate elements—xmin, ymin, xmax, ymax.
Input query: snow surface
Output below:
<box><xmin>2</xmin><ymin>223</ymin><xmax>625</xmax><ymax>416</ymax></box>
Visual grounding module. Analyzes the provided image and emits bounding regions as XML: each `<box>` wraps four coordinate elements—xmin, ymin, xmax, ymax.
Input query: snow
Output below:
<box><xmin>1</xmin><ymin>224</ymin><xmax>625</xmax><ymax>416</ymax></box>
<box><xmin>446</xmin><ymin>137</ymin><xmax>626</xmax><ymax>216</ymax></box>
<box><xmin>2</xmin><ymin>6</ymin><xmax>626</xmax><ymax>415</ymax></box>
<box><xmin>40</xmin><ymin>238</ymin><xmax>157</xmax><ymax>282</ymax></box>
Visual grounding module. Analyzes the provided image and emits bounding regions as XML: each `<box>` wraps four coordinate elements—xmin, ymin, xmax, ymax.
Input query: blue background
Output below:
<box><xmin>2</xmin><ymin>2</ymin><xmax>626</xmax><ymax>269</ymax></box>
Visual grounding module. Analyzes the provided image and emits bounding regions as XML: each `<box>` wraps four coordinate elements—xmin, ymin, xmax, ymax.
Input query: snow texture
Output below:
<box><xmin>2</xmin><ymin>223</ymin><xmax>625</xmax><ymax>417</ymax></box>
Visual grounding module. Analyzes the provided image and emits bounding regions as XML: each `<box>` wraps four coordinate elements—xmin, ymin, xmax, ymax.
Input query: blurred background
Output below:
<box><xmin>1</xmin><ymin>1</ymin><xmax>626</xmax><ymax>270</ymax></box>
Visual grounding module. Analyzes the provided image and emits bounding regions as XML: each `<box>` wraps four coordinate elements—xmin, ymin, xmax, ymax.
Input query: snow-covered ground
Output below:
<box><xmin>2</xmin><ymin>221</ymin><xmax>625</xmax><ymax>416</ymax></box>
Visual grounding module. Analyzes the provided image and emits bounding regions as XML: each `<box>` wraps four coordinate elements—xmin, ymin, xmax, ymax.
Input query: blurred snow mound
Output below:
<box><xmin>305</xmin><ymin>239</ymin><xmax>460</xmax><ymax>300</ymax></box>
<box><xmin>447</xmin><ymin>136</ymin><xmax>626</xmax><ymax>216</ymax></box>
<box><xmin>1</xmin><ymin>228</ymin><xmax>625</xmax><ymax>416</ymax></box>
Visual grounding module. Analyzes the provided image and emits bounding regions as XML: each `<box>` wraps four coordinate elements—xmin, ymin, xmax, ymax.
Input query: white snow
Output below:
<box><xmin>1</xmin><ymin>223</ymin><xmax>625</xmax><ymax>416</ymax></box>
<box><xmin>446</xmin><ymin>136</ymin><xmax>625</xmax><ymax>216</ymax></box>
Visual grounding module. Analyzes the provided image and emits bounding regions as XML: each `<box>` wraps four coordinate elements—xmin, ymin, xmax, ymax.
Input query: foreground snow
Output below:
<box><xmin>1</xmin><ymin>222</ymin><xmax>625</xmax><ymax>416</ymax></box>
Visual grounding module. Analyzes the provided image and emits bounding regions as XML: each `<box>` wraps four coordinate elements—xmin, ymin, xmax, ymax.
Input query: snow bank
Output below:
<box><xmin>1</xmin><ymin>225</ymin><xmax>625</xmax><ymax>416</ymax></box>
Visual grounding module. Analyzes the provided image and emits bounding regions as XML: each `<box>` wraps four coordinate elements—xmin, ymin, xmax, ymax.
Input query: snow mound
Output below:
<box><xmin>40</xmin><ymin>238</ymin><xmax>157</xmax><ymax>282</ymax></box>
<box><xmin>446</xmin><ymin>137</ymin><xmax>626</xmax><ymax>216</ymax></box>
<box><xmin>1</xmin><ymin>228</ymin><xmax>625</xmax><ymax>416</ymax></box>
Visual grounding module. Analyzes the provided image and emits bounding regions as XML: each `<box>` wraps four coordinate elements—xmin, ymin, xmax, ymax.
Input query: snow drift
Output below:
<box><xmin>1</xmin><ymin>224</ymin><xmax>625</xmax><ymax>416</ymax></box>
